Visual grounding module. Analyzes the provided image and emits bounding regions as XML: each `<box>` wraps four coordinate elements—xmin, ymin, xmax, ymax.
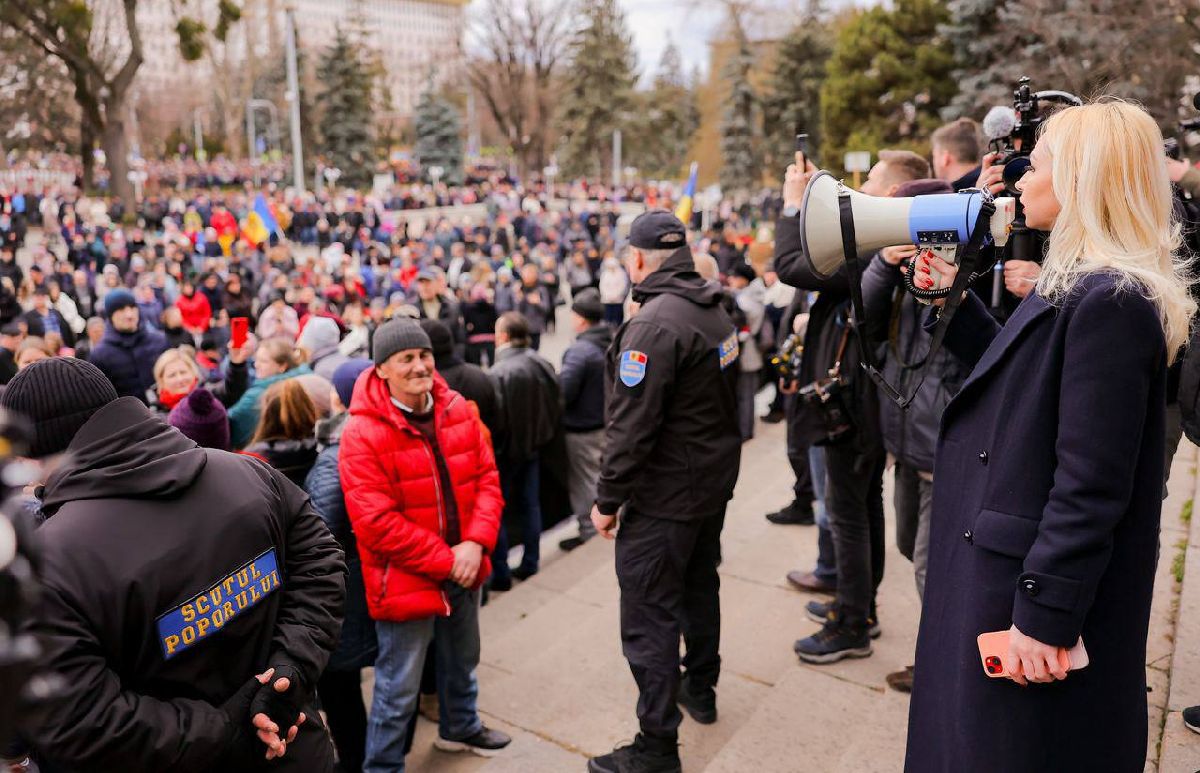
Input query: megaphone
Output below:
<box><xmin>798</xmin><ymin>171</ymin><xmax>1016</xmax><ymax>279</ymax></box>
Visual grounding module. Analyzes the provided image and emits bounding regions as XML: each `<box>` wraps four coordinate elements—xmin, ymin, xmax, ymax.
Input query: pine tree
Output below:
<box><xmin>414</xmin><ymin>88</ymin><xmax>464</xmax><ymax>185</ymax></box>
<box><xmin>819</xmin><ymin>0</ymin><xmax>957</xmax><ymax>174</ymax></box>
<box><xmin>557</xmin><ymin>0</ymin><xmax>638</xmax><ymax>179</ymax></box>
<box><xmin>628</xmin><ymin>42</ymin><xmax>700</xmax><ymax>179</ymax></box>
<box><xmin>762</xmin><ymin>2</ymin><xmax>832</xmax><ymax>174</ymax></box>
<box><xmin>719</xmin><ymin>33</ymin><xmax>761</xmax><ymax>193</ymax></box>
<box><xmin>316</xmin><ymin>26</ymin><xmax>375</xmax><ymax>189</ymax></box>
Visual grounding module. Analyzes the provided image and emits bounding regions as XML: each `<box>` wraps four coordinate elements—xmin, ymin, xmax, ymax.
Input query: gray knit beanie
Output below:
<box><xmin>372</xmin><ymin>318</ymin><xmax>432</xmax><ymax>366</ymax></box>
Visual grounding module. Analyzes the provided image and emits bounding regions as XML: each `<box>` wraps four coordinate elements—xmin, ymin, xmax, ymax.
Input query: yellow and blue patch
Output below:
<box><xmin>156</xmin><ymin>548</ymin><xmax>281</xmax><ymax>660</ymax></box>
<box><xmin>619</xmin><ymin>350</ymin><xmax>648</xmax><ymax>387</ymax></box>
<box><xmin>718</xmin><ymin>332</ymin><xmax>740</xmax><ymax>370</ymax></box>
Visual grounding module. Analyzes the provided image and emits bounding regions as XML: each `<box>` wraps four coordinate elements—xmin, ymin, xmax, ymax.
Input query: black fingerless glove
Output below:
<box><xmin>219</xmin><ymin>675</ymin><xmax>266</xmax><ymax>765</ymax></box>
<box><xmin>249</xmin><ymin>664</ymin><xmax>306</xmax><ymax>734</ymax></box>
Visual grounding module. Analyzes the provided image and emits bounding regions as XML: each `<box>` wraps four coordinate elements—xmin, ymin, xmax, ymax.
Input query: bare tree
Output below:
<box><xmin>465</xmin><ymin>0</ymin><xmax>571</xmax><ymax>176</ymax></box>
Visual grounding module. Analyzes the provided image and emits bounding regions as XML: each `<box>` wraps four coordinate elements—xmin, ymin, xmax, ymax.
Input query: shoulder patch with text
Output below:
<box><xmin>156</xmin><ymin>548</ymin><xmax>281</xmax><ymax>660</ymax></box>
<box><xmin>619</xmin><ymin>350</ymin><xmax>648</xmax><ymax>387</ymax></box>
<box><xmin>718</xmin><ymin>332</ymin><xmax>740</xmax><ymax>370</ymax></box>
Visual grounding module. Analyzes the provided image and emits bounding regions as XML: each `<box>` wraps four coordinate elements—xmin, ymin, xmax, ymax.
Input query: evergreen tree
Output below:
<box><xmin>414</xmin><ymin>88</ymin><xmax>464</xmax><ymax>185</ymax></box>
<box><xmin>719</xmin><ymin>33</ymin><xmax>761</xmax><ymax>193</ymax></box>
<box><xmin>762</xmin><ymin>2</ymin><xmax>832</xmax><ymax>174</ymax></box>
<box><xmin>316</xmin><ymin>26</ymin><xmax>375</xmax><ymax>189</ymax></box>
<box><xmin>557</xmin><ymin>0</ymin><xmax>638</xmax><ymax>179</ymax></box>
<box><xmin>628</xmin><ymin>42</ymin><xmax>700</xmax><ymax>179</ymax></box>
<box><xmin>820</xmin><ymin>0</ymin><xmax>957</xmax><ymax>174</ymax></box>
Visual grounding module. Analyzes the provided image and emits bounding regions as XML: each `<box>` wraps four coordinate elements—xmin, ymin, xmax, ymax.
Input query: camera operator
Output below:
<box><xmin>904</xmin><ymin>101</ymin><xmax>1194</xmax><ymax>773</ymax></box>
<box><xmin>860</xmin><ymin>172</ymin><xmax>973</xmax><ymax>694</ymax></box>
<box><xmin>775</xmin><ymin>153</ymin><xmax>929</xmax><ymax>664</ymax></box>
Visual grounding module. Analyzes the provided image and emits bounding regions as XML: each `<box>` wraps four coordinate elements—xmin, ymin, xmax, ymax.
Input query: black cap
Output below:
<box><xmin>628</xmin><ymin>209</ymin><xmax>687</xmax><ymax>250</ymax></box>
<box><xmin>571</xmin><ymin>288</ymin><xmax>604</xmax><ymax>322</ymax></box>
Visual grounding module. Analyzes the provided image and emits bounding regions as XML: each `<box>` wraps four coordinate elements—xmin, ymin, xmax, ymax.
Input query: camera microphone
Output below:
<box><xmin>982</xmin><ymin>105</ymin><xmax>1018</xmax><ymax>141</ymax></box>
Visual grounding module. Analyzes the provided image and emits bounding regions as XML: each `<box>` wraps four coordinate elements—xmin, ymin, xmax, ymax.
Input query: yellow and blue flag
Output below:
<box><xmin>675</xmin><ymin>162</ymin><xmax>699</xmax><ymax>225</ymax></box>
<box><xmin>242</xmin><ymin>193</ymin><xmax>280</xmax><ymax>246</ymax></box>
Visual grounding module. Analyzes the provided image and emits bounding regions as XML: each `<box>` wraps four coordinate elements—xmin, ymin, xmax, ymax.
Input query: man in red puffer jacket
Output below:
<box><xmin>340</xmin><ymin>318</ymin><xmax>510</xmax><ymax>772</ymax></box>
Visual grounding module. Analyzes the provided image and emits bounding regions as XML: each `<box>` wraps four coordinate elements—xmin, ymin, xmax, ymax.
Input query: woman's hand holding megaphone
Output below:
<box><xmin>913</xmin><ymin>251</ymin><xmax>962</xmax><ymax>307</ymax></box>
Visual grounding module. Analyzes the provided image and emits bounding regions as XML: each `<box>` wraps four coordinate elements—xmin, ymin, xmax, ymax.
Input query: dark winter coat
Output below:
<box><xmin>88</xmin><ymin>321</ymin><xmax>170</xmax><ymax>401</ymax></box>
<box><xmin>244</xmin><ymin>437</ymin><xmax>320</xmax><ymax>488</ymax></box>
<box><xmin>905</xmin><ymin>274</ymin><xmax>1167</xmax><ymax>773</ymax></box>
<box><xmin>861</xmin><ymin>254</ymin><xmax>970</xmax><ymax>472</ymax></box>
<box><xmin>305</xmin><ymin>414</ymin><xmax>377</xmax><ymax>672</ymax></box>
<box><xmin>490</xmin><ymin>345</ymin><xmax>561</xmax><ymax>465</ymax></box>
<box><xmin>436</xmin><ymin>354</ymin><xmax>500</xmax><ymax>434</ymax></box>
<box><xmin>595</xmin><ymin>247</ymin><xmax>741</xmax><ymax>520</ymax></box>
<box><xmin>22</xmin><ymin>397</ymin><xmax>345</xmax><ymax>772</ymax></box>
<box><xmin>22</xmin><ymin>308</ymin><xmax>76</xmax><ymax>348</ymax></box>
<box><xmin>560</xmin><ymin>322</ymin><xmax>612</xmax><ymax>432</ymax></box>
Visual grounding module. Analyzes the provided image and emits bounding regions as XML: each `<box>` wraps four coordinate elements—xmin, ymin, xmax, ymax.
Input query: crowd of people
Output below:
<box><xmin>3</xmin><ymin>97</ymin><xmax>1200</xmax><ymax>773</ymax></box>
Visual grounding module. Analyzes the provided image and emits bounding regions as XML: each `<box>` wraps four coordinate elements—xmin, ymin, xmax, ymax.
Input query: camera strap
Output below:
<box><xmin>837</xmin><ymin>187</ymin><xmax>994</xmax><ymax>410</ymax></box>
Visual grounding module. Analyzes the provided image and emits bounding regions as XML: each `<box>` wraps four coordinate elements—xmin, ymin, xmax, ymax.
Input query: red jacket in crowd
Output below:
<box><xmin>340</xmin><ymin>370</ymin><xmax>503</xmax><ymax>622</ymax></box>
<box><xmin>175</xmin><ymin>290</ymin><xmax>211</xmax><ymax>332</ymax></box>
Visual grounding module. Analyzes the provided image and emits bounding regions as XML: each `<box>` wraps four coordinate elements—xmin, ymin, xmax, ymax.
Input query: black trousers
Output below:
<box><xmin>823</xmin><ymin>442</ymin><xmax>886</xmax><ymax>628</ymax></box>
<box><xmin>317</xmin><ymin>668</ymin><xmax>368</xmax><ymax>773</ymax></box>
<box><xmin>785</xmin><ymin>394</ymin><xmax>816</xmax><ymax>503</ymax></box>
<box><xmin>616</xmin><ymin>508</ymin><xmax>725</xmax><ymax>741</ymax></box>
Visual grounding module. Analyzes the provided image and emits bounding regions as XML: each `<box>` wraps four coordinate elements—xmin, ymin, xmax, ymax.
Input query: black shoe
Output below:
<box><xmin>677</xmin><ymin>674</ymin><xmax>717</xmax><ymax>724</ymax></box>
<box><xmin>511</xmin><ymin>565</ymin><xmax>537</xmax><ymax>581</ymax></box>
<box><xmin>434</xmin><ymin>726</ymin><xmax>512</xmax><ymax>757</ymax></box>
<box><xmin>587</xmin><ymin>735</ymin><xmax>682</xmax><ymax>773</ymax></box>
<box><xmin>794</xmin><ymin>619</ymin><xmax>873</xmax><ymax>664</ymax></box>
<box><xmin>804</xmin><ymin>600</ymin><xmax>881</xmax><ymax>639</ymax></box>
<box><xmin>490</xmin><ymin>574</ymin><xmax>513</xmax><ymax>592</ymax></box>
<box><xmin>560</xmin><ymin>535</ymin><xmax>591</xmax><ymax>552</ymax></box>
<box><xmin>1184</xmin><ymin>705</ymin><xmax>1200</xmax><ymax>735</ymax></box>
<box><xmin>762</xmin><ymin>407</ymin><xmax>786</xmax><ymax>424</ymax></box>
<box><xmin>766</xmin><ymin>501</ymin><xmax>815</xmax><ymax>526</ymax></box>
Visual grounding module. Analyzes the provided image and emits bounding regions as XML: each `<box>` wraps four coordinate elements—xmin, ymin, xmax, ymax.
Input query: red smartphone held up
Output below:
<box><xmin>977</xmin><ymin>630</ymin><xmax>1090</xmax><ymax>680</ymax></box>
<box><xmin>231</xmin><ymin>317</ymin><xmax>249</xmax><ymax>350</ymax></box>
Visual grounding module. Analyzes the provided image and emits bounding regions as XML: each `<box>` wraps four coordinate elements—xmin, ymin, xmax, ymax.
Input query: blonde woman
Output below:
<box><xmin>149</xmin><ymin>345</ymin><xmax>251</xmax><ymax>415</ymax></box>
<box><xmin>903</xmin><ymin>101</ymin><xmax>1195</xmax><ymax>771</ymax></box>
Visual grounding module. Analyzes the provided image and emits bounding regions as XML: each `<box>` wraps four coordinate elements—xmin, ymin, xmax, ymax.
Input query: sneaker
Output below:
<box><xmin>804</xmin><ymin>600</ymin><xmax>881</xmax><ymax>639</ymax></box>
<box><xmin>785</xmin><ymin>570</ymin><xmax>837</xmax><ymax>595</ymax></box>
<box><xmin>434</xmin><ymin>726</ymin><xmax>512</xmax><ymax>757</ymax></box>
<box><xmin>794</xmin><ymin>620</ymin><xmax>873</xmax><ymax>664</ymax></box>
<box><xmin>886</xmin><ymin>665</ymin><xmax>915</xmax><ymax>693</ymax></box>
<box><xmin>677</xmin><ymin>674</ymin><xmax>717</xmax><ymax>724</ymax></box>
<box><xmin>559</xmin><ymin>535</ymin><xmax>591</xmax><ymax>552</ymax></box>
<box><xmin>766</xmin><ymin>501</ymin><xmax>815</xmax><ymax>526</ymax></box>
<box><xmin>588</xmin><ymin>734</ymin><xmax>682</xmax><ymax>773</ymax></box>
<box><xmin>1183</xmin><ymin>705</ymin><xmax>1200</xmax><ymax>735</ymax></box>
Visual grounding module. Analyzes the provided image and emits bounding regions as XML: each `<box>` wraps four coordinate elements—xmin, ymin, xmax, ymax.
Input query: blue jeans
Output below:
<box><xmin>809</xmin><ymin>446</ymin><xmax>837</xmax><ymax>586</ymax></box>
<box><xmin>492</xmin><ymin>458</ymin><xmax>542</xmax><ymax>581</ymax></box>
<box><xmin>364</xmin><ymin>584</ymin><xmax>483</xmax><ymax>773</ymax></box>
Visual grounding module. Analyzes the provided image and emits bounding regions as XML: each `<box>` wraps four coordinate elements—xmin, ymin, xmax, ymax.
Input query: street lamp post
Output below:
<box><xmin>283</xmin><ymin>1</ymin><xmax>306</xmax><ymax>194</ymax></box>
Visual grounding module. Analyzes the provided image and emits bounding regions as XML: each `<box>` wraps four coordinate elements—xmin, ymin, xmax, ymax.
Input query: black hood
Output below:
<box><xmin>631</xmin><ymin>247</ymin><xmax>724</xmax><ymax>307</ymax></box>
<box><xmin>579</xmin><ymin>322</ymin><xmax>614</xmax><ymax>350</ymax></box>
<box><xmin>41</xmin><ymin>397</ymin><xmax>207</xmax><ymax>511</ymax></box>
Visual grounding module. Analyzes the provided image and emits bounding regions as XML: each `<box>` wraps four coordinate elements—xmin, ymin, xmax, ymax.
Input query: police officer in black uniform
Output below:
<box><xmin>587</xmin><ymin>211</ymin><xmax>742</xmax><ymax>773</ymax></box>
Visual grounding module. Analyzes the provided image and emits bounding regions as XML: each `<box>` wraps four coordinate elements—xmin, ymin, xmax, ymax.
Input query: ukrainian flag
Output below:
<box><xmin>675</xmin><ymin>162</ymin><xmax>699</xmax><ymax>225</ymax></box>
<box><xmin>242</xmin><ymin>193</ymin><xmax>281</xmax><ymax>246</ymax></box>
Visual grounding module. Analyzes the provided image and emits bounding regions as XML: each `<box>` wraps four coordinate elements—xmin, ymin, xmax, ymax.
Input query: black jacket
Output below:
<box><xmin>560</xmin><ymin>323</ymin><xmax>612</xmax><ymax>432</ymax></box>
<box><xmin>244</xmin><ymin>437</ymin><xmax>320</xmax><ymax>488</ymax></box>
<box><xmin>596</xmin><ymin>248</ymin><xmax>741</xmax><ymax>520</ymax></box>
<box><xmin>436</xmin><ymin>355</ymin><xmax>500</xmax><ymax>434</ymax></box>
<box><xmin>22</xmin><ymin>398</ymin><xmax>345</xmax><ymax>772</ymax></box>
<box><xmin>88</xmin><ymin>322</ymin><xmax>170</xmax><ymax>402</ymax></box>
<box><xmin>490</xmin><ymin>345</ymin><xmax>561</xmax><ymax>465</ymax></box>
<box><xmin>773</xmin><ymin>214</ymin><xmax>884</xmax><ymax>454</ymax></box>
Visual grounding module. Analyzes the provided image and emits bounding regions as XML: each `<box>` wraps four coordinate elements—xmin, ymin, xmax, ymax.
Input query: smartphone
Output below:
<box><xmin>977</xmin><ymin>630</ymin><xmax>1089</xmax><ymax>679</ymax></box>
<box><xmin>231</xmin><ymin>317</ymin><xmax>249</xmax><ymax>350</ymax></box>
<box><xmin>795</xmin><ymin>132</ymin><xmax>810</xmax><ymax>169</ymax></box>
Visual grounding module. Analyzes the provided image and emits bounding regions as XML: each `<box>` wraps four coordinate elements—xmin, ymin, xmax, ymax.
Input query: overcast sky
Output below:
<box><xmin>617</xmin><ymin>0</ymin><xmax>724</xmax><ymax>82</ymax></box>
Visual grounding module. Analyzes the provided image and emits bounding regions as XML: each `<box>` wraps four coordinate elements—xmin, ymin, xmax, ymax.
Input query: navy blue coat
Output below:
<box><xmin>905</xmin><ymin>273</ymin><xmax>1167</xmax><ymax>773</ymax></box>
<box><xmin>88</xmin><ymin>322</ymin><xmax>169</xmax><ymax>402</ymax></box>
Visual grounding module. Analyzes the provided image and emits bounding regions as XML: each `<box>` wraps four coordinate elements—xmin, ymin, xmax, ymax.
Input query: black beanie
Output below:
<box><xmin>104</xmin><ymin>288</ymin><xmax>136</xmax><ymax>320</ymax></box>
<box><xmin>0</xmin><ymin>358</ymin><xmax>118</xmax><ymax>457</ymax></box>
<box><xmin>418</xmin><ymin>319</ymin><xmax>454</xmax><ymax>359</ymax></box>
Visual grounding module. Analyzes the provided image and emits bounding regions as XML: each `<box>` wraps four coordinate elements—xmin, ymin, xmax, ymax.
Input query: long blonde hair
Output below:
<box><xmin>1035</xmin><ymin>99</ymin><xmax>1196</xmax><ymax>362</ymax></box>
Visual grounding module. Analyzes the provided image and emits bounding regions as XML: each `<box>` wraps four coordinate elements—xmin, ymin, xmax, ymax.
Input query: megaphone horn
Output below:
<box><xmin>798</xmin><ymin>171</ymin><xmax>1015</xmax><ymax>280</ymax></box>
